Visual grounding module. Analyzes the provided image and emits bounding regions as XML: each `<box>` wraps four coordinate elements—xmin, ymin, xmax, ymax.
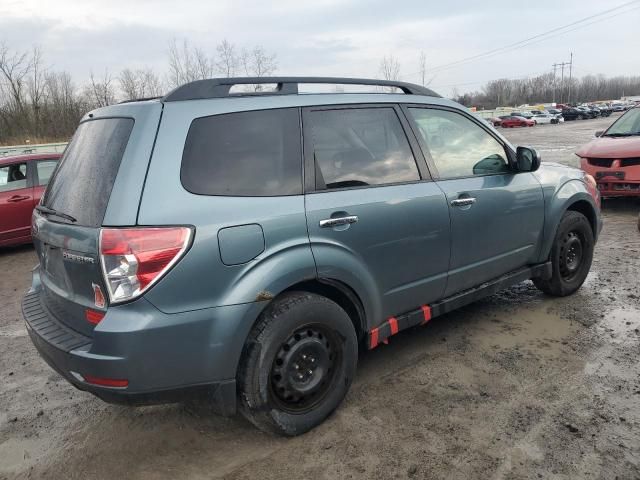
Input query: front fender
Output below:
<box><xmin>537</xmin><ymin>179</ymin><xmax>599</xmax><ymax>262</ymax></box>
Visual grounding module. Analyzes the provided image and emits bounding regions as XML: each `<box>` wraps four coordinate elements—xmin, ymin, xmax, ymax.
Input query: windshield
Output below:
<box><xmin>604</xmin><ymin>108</ymin><xmax>640</xmax><ymax>136</ymax></box>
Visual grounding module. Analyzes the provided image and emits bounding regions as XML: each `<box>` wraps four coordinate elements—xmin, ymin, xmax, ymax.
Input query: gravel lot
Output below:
<box><xmin>1</xmin><ymin>114</ymin><xmax>639</xmax><ymax>480</ymax></box>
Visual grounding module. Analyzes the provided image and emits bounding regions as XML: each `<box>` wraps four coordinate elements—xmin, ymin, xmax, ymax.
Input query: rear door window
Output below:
<box><xmin>0</xmin><ymin>163</ymin><xmax>27</xmax><ymax>192</ymax></box>
<box><xmin>181</xmin><ymin>108</ymin><xmax>302</xmax><ymax>196</ymax></box>
<box><xmin>305</xmin><ymin>107</ymin><xmax>420</xmax><ymax>190</ymax></box>
<box><xmin>44</xmin><ymin>118</ymin><xmax>134</xmax><ymax>227</ymax></box>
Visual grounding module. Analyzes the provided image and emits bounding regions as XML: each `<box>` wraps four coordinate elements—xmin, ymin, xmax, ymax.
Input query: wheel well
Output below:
<box><xmin>282</xmin><ymin>279</ymin><xmax>367</xmax><ymax>340</ymax></box>
<box><xmin>567</xmin><ymin>200</ymin><xmax>597</xmax><ymax>236</ymax></box>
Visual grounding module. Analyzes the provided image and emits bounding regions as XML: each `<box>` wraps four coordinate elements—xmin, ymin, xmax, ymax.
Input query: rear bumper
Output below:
<box><xmin>22</xmin><ymin>273</ymin><xmax>267</xmax><ymax>414</ymax></box>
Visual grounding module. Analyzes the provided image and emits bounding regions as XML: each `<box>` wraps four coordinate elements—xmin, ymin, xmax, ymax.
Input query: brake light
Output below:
<box><xmin>99</xmin><ymin>227</ymin><xmax>192</xmax><ymax>304</ymax></box>
<box><xmin>83</xmin><ymin>375</ymin><xmax>129</xmax><ymax>388</ymax></box>
<box><xmin>85</xmin><ymin>309</ymin><xmax>105</xmax><ymax>325</ymax></box>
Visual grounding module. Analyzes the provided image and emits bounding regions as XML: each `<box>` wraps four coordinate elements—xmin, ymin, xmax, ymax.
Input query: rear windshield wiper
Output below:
<box><xmin>35</xmin><ymin>205</ymin><xmax>77</xmax><ymax>223</ymax></box>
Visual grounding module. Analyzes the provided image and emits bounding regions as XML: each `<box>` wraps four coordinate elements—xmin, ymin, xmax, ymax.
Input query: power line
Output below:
<box><xmin>401</xmin><ymin>0</ymin><xmax>640</xmax><ymax>78</ymax></box>
<box><xmin>428</xmin><ymin>1</ymin><xmax>639</xmax><ymax>74</ymax></box>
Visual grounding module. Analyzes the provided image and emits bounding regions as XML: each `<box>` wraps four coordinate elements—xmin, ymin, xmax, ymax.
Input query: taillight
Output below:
<box><xmin>99</xmin><ymin>227</ymin><xmax>192</xmax><ymax>304</ymax></box>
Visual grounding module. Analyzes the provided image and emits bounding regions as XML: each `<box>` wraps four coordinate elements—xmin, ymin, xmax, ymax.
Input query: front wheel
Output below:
<box><xmin>533</xmin><ymin>211</ymin><xmax>594</xmax><ymax>296</ymax></box>
<box><xmin>237</xmin><ymin>292</ymin><xmax>358</xmax><ymax>436</ymax></box>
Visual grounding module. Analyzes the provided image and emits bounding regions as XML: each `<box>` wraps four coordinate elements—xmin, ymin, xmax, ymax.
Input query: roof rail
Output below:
<box><xmin>162</xmin><ymin>77</ymin><xmax>440</xmax><ymax>102</ymax></box>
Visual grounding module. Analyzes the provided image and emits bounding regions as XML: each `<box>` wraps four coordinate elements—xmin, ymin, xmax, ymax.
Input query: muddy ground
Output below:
<box><xmin>1</xmin><ymin>114</ymin><xmax>639</xmax><ymax>479</ymax></box>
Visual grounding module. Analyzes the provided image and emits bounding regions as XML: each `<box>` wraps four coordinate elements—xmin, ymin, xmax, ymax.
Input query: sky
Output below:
<box><xmin>1</xmin><ymin>0</ymin><xmax>639</xmax><ymax>97</ymax></box>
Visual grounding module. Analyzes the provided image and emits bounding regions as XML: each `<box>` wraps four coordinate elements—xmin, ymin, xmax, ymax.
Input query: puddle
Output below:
<box><xmin>595</xmin><ymin>307</ymin><xmax>640</xmax><ymax>345</ymax></box>
<box><xmin>584</xmin><ymin>306</ymin><xmax>640</xmax><ymax>376</ymax></box>
<box><xmin>474</xmin><ymin>304</ymin><xmax>575</xmax><ymax>356</ymax></box>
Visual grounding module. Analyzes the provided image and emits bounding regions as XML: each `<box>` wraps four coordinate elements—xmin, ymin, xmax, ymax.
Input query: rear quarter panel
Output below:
<box><xmin>137</xmin><ymin>100</ymin><xmax>316</xmax><ymax>314</ymax></box>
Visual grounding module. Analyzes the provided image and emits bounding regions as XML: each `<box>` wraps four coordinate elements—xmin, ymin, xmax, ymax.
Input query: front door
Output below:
<box><xmin>0</xmin><ymin>160</ymin><xmax>34</xmax><ymax>245</ymax></box>
<box><xmin>404</xmin><ymin>106</ymin><xmax>545</xmax><ymax>296</ymax></box>
<box><xmin>303</xmin><ymin>105</ymin><xmax>451</xmax><ymax>324</ymax></box>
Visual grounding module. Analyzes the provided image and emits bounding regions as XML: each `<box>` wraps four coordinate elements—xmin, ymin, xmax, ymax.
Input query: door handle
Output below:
<box><xmin>450</xmin><ymin>197</ymin><xmax>476</xmax><ymax>207</ymax></box>
<box><xmin>8</xmin><ymin>195</ymin><xmax>30</xmax><ymax>203</ymax></box>
<box><xmin>319</xmin><ymin>215</ymin><xmax>359</xmax><ymax>228</ymax></box>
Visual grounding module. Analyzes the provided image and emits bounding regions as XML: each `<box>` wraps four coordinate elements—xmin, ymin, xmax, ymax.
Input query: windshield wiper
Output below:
<box><xmin>35</xmin><ymin>205</ymin><xmax>77</xmax><ymax>223</ymax></box>
<box><xmin>603</xmin><ymin>133</ymin><xmax>632</xmax><ymax>137</ymax></box>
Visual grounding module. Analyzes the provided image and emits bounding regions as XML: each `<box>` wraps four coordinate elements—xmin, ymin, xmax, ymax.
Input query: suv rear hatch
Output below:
<box><xmin>33</xmin><ymin>103</ymin><xmax>162</xmax><ymax>338</ymax></box>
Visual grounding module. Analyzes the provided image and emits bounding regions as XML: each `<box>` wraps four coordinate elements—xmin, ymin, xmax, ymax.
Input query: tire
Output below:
<box><xmin>533</xmin><ymin>211</ymin><xmax>594</xmax><ymax>297</ymax></box>
<box><xmin>237</xmin><ymin>292</ymin><xmax>358</xmax><ymax>436</ymax></box>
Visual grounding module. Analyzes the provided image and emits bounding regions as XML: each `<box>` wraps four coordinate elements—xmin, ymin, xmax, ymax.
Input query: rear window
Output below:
<box><xmin>180</xmin><ymin>108</ymin><xmax>302</xmax><ymax>196</ymax></box>
<box><xmin>44</xmin><ymin>118</ymin><xmax>134</xmax><ymax>227</ymax></box>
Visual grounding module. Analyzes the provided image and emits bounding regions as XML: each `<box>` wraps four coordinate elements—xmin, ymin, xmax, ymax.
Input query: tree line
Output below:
<box><xmin>453</xmin><ymin>72</ymin><xmax>640</xmax><ymax>109</ymax></box>
<box><xmin>0</xmin><ymin>39</ymin><xmax>277</xmax><ymax>145</ymax></box>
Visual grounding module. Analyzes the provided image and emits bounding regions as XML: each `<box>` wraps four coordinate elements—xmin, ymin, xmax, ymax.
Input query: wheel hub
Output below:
<box><xmin>560</xmin><ymin>231</ymin><xmax>583</xmax><ymax>279</ymax></box>
<box><xmin>270</xmin><ymin>327</ymin><xmax>336</xmax><ymax>411</ymax></box>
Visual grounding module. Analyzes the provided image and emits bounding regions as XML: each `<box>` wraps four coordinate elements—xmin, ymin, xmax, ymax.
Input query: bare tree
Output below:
<box><xmin>418</xmin><ymin>51</ymin><xmax>427</xmax><ymax>86</ymax></box>
<box><xmin>215</xmin><ymin>39</ymin><xmax>238</xmax><ymax>77</ymax></box>
<box><xmin>240</xmin><ymin>46</ymin><xmax>277</xmax><ymax>77</ymax></box>
<box><xmin>119</xmin><ymin>67</ymin><xmax>163</xmax><ymax>100</ymax></box>
<box><xmin>167</xmin><ymin>39</ymin><xmax>214</xmax><ymax>88</ymax></box>
<box><xmin>86</xmin><ymin>69</ymin><xmax>116</xmax><ymax>108</ymax></box>
<box><xmin>238</xmin><ymin>46</ymin><xmax>278</xmax><ymax>91</ymax></box>
<box><xmin>27</xmin><ymin>47</ymin><xmax>47</xmax><ymax>136</ymax></box>
<box><xmin>379</xmin><ymin>55</ymin><xmax>401</xmax><ymax>82</ymax></box>
<box><xmin>0</xmin><ymin>42</ymin><xmax>31</xmax><ymax>114</ymax></box>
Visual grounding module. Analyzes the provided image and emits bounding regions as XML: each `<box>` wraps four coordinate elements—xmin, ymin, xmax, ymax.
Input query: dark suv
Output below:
<box><xmin>23</xmin><ymin>77</ymin><xmax>602</xmax><ymax>436</ymax></box>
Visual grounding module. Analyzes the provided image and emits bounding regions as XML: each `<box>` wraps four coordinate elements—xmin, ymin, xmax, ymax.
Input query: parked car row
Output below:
<box><xmin>562</xmin><ymin>105</ymin><xmax>611</xmax><ymax>121</ymax></box>
<box><xmin>482</xmin><ymin>110</ymin><xmax>564</xmax><ymax>128</ymax></box>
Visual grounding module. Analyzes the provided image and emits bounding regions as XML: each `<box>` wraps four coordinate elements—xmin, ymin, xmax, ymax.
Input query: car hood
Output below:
<box><xmin>576</xmin><ymin>137</ymin><xmax>640</xmax><ymax>159</ymax></box>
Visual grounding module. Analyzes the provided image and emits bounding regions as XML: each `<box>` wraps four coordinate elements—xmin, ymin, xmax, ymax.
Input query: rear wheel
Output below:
<box><xmin>533</xmin><ymin>211</ymin><xmax>594</xmax><ymax>296</ymax></box>
<box><xmin>237</xmin><ymin>292</ymin><xmax>358</xmax><ymax>436</ymax></box>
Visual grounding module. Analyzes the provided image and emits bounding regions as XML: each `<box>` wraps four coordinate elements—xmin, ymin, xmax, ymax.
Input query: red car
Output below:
<box><xmin>577</xmin><ymin>107</ymin><xmax>640</xmax><ymax>197</ymax></box>
<box><xmin>501</xmin><ymin>116</ymin><xmax>535</xmax><ymax>128</ymax></box>
<box><xmin>0</xmin><ymin>153</ymin><xmax>61</xmax><ymax>247</ymax></box>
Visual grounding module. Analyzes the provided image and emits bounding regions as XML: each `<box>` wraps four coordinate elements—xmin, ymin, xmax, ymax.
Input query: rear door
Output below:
<box><xmin>0</xmin><ymin>160</ymin><xmax>33</xmax><ymax>245</ymax></box>
<box><xmin>303</xmin><ymin>104</ymin><xmax>450</xmax><ymax>323</ymax></box>
<box><xmin>404</xmin><ymin>106</ymin><xmax>544</xmax><ymax>296</ymax></box>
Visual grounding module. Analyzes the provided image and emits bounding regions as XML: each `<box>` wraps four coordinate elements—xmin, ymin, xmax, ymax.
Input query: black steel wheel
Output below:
<box><xmin>533</xmin><ymin>210</ymin><xmax>594</xmax><ymax>296</ymax></box>
<box><xmin>269</xmin><ymin>325</ymin><xmax>340</xmax><ymax>413</ymax></box>
<box><xmin>559</xmin><ymin>231</ymin><xmax>584</xmax><ymax>281</ymax></box>
<box><xmin>238</xmin><ymin>292</ymin><xmax>357</xmax><ymax>436</ymax></box>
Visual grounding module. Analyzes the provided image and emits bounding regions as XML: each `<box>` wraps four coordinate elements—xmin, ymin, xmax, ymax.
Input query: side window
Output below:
<box><xmin>307</xmin><ymin>107</ymin><xmax>420</xmax><ymax>190</ymax></box>
<box><xmin>408</xmin><ymin>108</ymin><xmax>510</xmax><ymax>179</ymax></box>
<box><xmin>181</xmin><ymin>108</ymin><xmax>302</xmax><ymax>196</ymax></box>
<box><xmin>36</xmin><ymin>160</ymin><xmax>58</xmax><ymax>186</ymax></box>
<box><xmin>0</xmin><ymin>163</ymin><xmax>28</xmax><ymax>193</ymax></box>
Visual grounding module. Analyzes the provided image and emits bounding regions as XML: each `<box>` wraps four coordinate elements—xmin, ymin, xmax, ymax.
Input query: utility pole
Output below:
<box><xmin>553</xmin><ymin>59</ymin><xmax>571</xmax><ymax>104</ymax></box>
<box><xmin>552</xmin><ymin>63</ymin><xmax>558</xmax><ymax>103</ymax></box>
<box><xmin>567</xmin><ymin>52</ymin><xmax>573</xmax><ymax>104</ymax></box>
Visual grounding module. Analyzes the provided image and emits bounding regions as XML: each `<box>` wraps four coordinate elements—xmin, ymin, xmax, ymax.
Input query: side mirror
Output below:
<box><xmin>515</xmin><ymin>146</ymin><xmax>541</xmax><ymax>172</ymax></box>
<box><xmin>595</xmin><ymin>130</ymin><xmax>604</xmax><ymax>137</ymax></box>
